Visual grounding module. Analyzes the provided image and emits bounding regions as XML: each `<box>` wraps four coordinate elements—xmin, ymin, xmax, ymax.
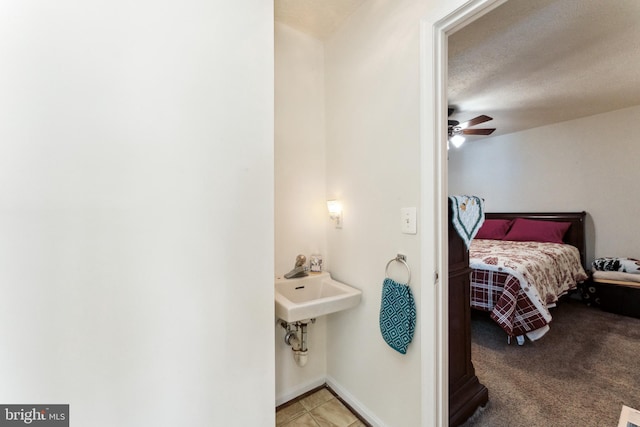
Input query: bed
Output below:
<box><xmin>469</xmin><ymin>212</ymin><xmax>588</xmax><ymax>344</ymax></box>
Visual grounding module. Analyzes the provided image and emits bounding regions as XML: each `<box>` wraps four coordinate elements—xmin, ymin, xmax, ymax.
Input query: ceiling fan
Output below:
<box><xmin>448</xmin><ymin>107</ymin><xmax>496</xmax><ymax>148</ymax></box>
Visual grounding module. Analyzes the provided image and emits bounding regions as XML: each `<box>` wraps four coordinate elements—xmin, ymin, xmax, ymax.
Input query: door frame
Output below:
<box><xmin>420</xmin><ymin>0</ymin><xmax>508</xmax><ymax>425</ymax></box>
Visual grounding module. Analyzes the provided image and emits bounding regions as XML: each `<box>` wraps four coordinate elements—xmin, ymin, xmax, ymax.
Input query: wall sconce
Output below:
<box><xmin>327</xmin><ymin>200</ymin><xmax>343</xmax><ymax>229</ymax></box>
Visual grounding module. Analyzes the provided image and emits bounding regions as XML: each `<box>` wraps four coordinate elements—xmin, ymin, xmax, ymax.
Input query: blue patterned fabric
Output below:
<box><xmin>379</xmin><ymin>278</ymin><xmax>416</xmax><ymax>354</ymax></box>
<box><xmin>449</xmin><ymin>195</ymin><xmax>485</xmax><ymax>249</ymax></box>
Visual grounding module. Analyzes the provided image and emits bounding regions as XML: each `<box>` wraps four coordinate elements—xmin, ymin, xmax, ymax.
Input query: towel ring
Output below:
<box><xmin>385</xmin><ymin>255</ymin><xmax>411</xmax><ymax>284</ymax></box>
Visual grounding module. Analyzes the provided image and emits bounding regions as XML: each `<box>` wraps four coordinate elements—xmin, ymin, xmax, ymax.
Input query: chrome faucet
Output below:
<box><xmin>284</xmin><ymin>254</ymin><xmax>309</xmax><ymax>279</ymax></box>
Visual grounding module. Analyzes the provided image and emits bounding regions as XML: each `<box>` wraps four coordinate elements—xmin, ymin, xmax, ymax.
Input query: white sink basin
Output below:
<box><xmin>275</xmin><ymin>272</ymin><xmax>362</xmax><ymax>323</ymax></box>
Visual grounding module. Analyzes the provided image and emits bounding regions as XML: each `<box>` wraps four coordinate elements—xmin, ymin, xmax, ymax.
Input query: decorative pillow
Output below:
<box><xmin>592</xmin><ymin>257</ymin><xmax>640</xmax><ymax>274</ymax></box>
<box><xmin>503</xmin><ymin>218</ymin><xmax>571</xmax><ymax>244</ymax></box>
<box><xmin>475</xmin><ymin>219</ymin><xmax>513</xmax><ymax>240</ymax></box>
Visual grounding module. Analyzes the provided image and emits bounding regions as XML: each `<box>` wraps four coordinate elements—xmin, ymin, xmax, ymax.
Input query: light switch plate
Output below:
<box><xmin>401</xmin><ymin>207</ymin><xmax>417</xmax><ymax>234</ymax></box>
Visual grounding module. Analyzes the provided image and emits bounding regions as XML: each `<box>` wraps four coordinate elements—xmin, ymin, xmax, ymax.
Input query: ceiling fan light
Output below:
<box><xmin>450</xmin><ymin>134</ymin><xmax>465</xmax><ymax>148</ymax></box>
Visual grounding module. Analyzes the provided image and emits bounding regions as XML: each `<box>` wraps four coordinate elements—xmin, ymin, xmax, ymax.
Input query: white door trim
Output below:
<box><xmin>419</xmin><ymin>1</ymin><xmax>508</xmax><ymax>425</ymax></box>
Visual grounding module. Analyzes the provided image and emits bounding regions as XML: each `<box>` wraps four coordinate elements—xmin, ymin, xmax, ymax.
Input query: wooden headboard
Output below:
<box><xmin>485</xmin><ymin>212</ymin><xmax>587</xmax><ymax>269</ymax></box>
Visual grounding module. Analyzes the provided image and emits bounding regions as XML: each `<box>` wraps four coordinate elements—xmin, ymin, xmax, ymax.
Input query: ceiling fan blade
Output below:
<box><xmin>463</xmin><ymin>128</ymin><xmax>496</xmax><ymax>136</ymax></box>
<box><xmin>459</xmin><ymin>115</ymin><xmax>492</xmax><ymax>129</ymax></box>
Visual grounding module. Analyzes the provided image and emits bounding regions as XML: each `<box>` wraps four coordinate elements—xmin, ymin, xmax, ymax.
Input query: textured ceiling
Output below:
<box><xmin>449</xmin><ymin>0</ymin><xmax>640</xmax><ymax>137</ymax></box>
<box><xmin>274</xmin><ymin>0</ymin><xmax>366</xmax><ymax>40</ymax></box>
<box><xmin>275</xmin><ymin>0</ymin><xmax>640</xmax><ymax>138</ymax></box>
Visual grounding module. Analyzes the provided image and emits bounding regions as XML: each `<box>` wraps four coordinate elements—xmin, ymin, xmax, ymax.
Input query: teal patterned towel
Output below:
<box><xmin>449</xmin><ymin>195</ymin><xmax>484</xmax><ymax>249</ymax></box>
<box><xmin>379</xmin><ymin>278</ymin><xmax>416</xmax><ymax>354</ymax></box>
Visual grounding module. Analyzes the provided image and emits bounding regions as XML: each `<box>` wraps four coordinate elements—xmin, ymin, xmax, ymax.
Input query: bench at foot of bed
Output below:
<box><xmin>592</xmin><ymin>271</ymin><xmax>640</xmax><ymax>319</ymax></box>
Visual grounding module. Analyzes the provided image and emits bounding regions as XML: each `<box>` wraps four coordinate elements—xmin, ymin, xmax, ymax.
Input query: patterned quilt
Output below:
<box><xmin>470</xmin><ymin>239</ymin><xmax>588</xmax><ymax>340</ymax></box>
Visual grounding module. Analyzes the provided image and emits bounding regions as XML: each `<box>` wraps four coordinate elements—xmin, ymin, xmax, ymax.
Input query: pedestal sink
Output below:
<box><xmin>274</xmin><ymin>272</ymin><xmax>362</xmax><ymax>322</ymax></box>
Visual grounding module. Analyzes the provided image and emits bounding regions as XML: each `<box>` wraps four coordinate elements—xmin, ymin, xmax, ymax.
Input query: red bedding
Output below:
<box><xmin>469</xmin><ymin>239</ymin><xmax>588</xmax><ymax>340</ymax></box>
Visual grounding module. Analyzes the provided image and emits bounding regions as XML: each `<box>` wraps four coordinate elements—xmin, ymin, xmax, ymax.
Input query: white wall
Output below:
<box><xmin>323</xmin><ymin>1</ymin><xmax>433</xmax><ymax>425</ymax></box>
<box><xmin>274</xmin><ymin>23</ymin><xmax>328</xmax><ymax>403</ymax></box>
<box><xmin>273</xmin><ymin>0</ymin><xmax>481</xmax><ymax>425</ymax></box>
<box><xmin>448</xmin><ymin>104</ymin><xmax>640</xmax><ymax>265</ymax></box>
<box><xmin>0</xmin><ymin>1</ymin><xmax>274</xmax><ymax>426</ymax></box>
<box><xmin>274</xmin><ymin>23</ymin><xmax>327</xmax><ymax>278</ymax></box>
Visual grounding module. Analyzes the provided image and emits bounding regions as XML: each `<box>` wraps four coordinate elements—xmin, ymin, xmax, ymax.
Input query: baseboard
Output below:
<box><xmin>325</xmin><ymin>376</ymin><xmax>389</xmax><ymax>427</ymax></box>
<box><xmin>275</xmin><ymin>377</ymin><xmax>326</xmax><ymax>407</ymax></box>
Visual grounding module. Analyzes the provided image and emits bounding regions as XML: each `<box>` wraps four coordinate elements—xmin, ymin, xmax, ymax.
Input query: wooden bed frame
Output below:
<box><xmin>485</xmin><ymin>211</ymin><xmax>587</xmax><ymax>269</ymax></box>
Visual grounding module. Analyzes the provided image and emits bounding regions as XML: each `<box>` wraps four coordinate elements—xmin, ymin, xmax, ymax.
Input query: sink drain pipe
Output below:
<box><xmin>280</xmin><ymin>320</ymin><xmax>313</xmax><ymax>367</ymax></box>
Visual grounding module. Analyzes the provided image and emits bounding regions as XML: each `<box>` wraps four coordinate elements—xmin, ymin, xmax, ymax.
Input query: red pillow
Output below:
<box><xmin>476</xmin><ymin>219</ymin><xmax>513</xmax><ymax>240</ymax></box>
<box><xmin>503</xmin><ymin>218</ymin><xmax>571</xmax><ymax>244</ymax></box>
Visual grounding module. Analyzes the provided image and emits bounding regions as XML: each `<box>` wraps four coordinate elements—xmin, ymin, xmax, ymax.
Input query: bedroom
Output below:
<box><xmin>447</xmin><ymin>0</ymin><xmax>640</xmax><ymax>262</ymax></box>
<box><xmin>446</xmin><ymin>0</ymin><xmax>640</xmax><ymax>425</ymax></box>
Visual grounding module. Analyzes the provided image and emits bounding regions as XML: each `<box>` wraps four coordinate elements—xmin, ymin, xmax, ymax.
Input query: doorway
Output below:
<box><xmin>421</xmin><ymin>0</ymin><xmax>507</xmax><ymax>425</ymax></box>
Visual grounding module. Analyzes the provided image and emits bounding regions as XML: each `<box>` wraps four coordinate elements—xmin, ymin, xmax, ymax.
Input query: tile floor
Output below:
<box><xmin>276</xmin><ymin>387</ymin><xmax>368</xmax><ymax>427</ymax></box>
